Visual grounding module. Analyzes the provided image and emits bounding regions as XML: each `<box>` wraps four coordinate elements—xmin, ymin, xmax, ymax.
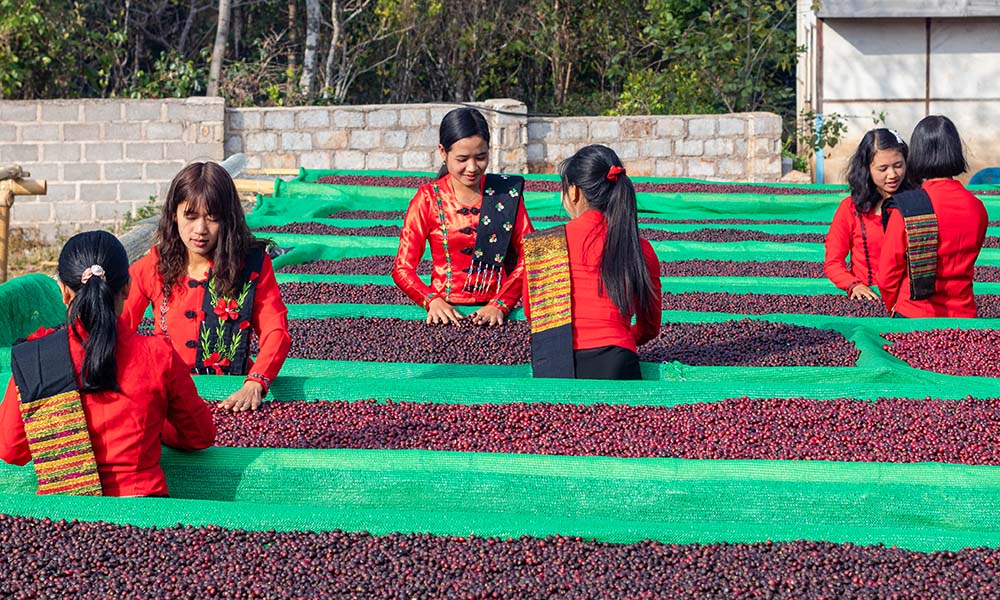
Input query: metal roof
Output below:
<box><xmin>816</xmin><ymin>0</ymin><xmax>1000</xmax><ymax>18</ymax></box>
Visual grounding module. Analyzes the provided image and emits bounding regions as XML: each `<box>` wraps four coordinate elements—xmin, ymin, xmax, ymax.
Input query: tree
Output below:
<box><xmin>298</xmin><ymin>0</ymin><xmax>322</xmax><ymax>97</ymax></box>
<box><xmin>207</xmin><ymin>0</ymin><xmax>232</xmax><ymax>96</ymax></box>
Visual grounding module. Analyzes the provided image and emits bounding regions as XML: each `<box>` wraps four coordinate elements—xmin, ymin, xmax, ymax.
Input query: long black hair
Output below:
<box><xmin>437</xmin><ymin>107</ymin><xmax>490</xmax><ymax>178</ymax></box>
<box><xmin>845</xmin><ymin>128</ymin><xmax>910</xmax><ymax>214</ymax></box>
<box><xmin>907</xmin><ymin>115</ymin><xmax>968</xmax><ymax>181</ymax></box>
<box><xmin>57</xmin><ymin>230</ymin><xmax>130</xmax><ymax>392</ymax></box>
<box><xmin>559</xmin><ymin>144</ymin><xmax>655</xmax><ymax>318</ymax></box>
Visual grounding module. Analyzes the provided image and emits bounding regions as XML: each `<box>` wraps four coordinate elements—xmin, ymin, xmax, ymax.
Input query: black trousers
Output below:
<box><xmin>573</xmin><ymin>346</ymin><xmax>642</xmax><ymax>380</ymax></box>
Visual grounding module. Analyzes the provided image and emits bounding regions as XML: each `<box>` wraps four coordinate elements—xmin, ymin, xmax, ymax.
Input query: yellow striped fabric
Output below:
<box><xmin>19</xmin><ymin>389</ymin><xmax>102</xmax><ymax>496</ymax></box>
<box><xmin>524</xmin><ymin>227</ymin><xmax>573</xmax><ymax>334</ymax></box>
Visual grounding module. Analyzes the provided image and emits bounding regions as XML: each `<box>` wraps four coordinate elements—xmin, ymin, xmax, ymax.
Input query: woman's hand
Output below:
<box><xmin>426</xmin><ymin>298</ymin><xmax>463</xmax><ymax>325</ymax></box>
<box><xmin>219</xmin><ymin>381</ymin><xmax>264</xmax><ymax>412</ymax></box>
<box><xmin>849</xmin><ymin>284</ymin><xmax>880</xmax><ymax>300</ymax></box>
<box><xmin>469</xmin><ymin>305</ymin><xmax>505</xmax><ymax>327</ymax></box>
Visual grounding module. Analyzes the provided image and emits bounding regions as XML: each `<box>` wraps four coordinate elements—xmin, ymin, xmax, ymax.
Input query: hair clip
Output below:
<box><xmin>887</xmin><ymin>128</ymin><xmax>904</xmax><ymax>144</ymax></box>
<box><xmin>607</xmin><ymin>165</ymin><xmax>626</xmax><ymax>182</ymax></box>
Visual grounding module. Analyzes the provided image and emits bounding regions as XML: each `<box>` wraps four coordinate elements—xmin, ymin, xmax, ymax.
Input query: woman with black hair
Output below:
<box><xmin>393</xmin><ymin>107</ymin><xmax>534</xmax><ymax>326</ymax></box>
<box><xmin>0</xmin><ymin>231</ymin><xmax>214</xmax><ymax>496</ymax></box>
<box><xmin>824</xmin><ymin>128</ymin><xmax>910</xmax><ymax>299</ymax></box>
<box><xmin>123</xmin><ymin>162</ymin><xmax>290</xmax><ymax>412</ymax></box>
<box><xmin>522</xmin><ymin>145</ymin><xmax>661</xmax><ymax>380</ymax></box>
<box><xmin>878</xmin><ymin>115</ymin><xmax>987</xmax><ymax>317</ymax></box>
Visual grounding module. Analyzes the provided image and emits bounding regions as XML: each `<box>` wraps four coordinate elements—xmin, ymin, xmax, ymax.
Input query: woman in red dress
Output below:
<box><xmin>878</xmin><ymin>115</ymin><xmax>987</xmax><ymax>317</ymax></box>
<box><xmin>393</xmin><ymin>107</ymin><xmax>533</xmax><ymax>326</ymax></box>
<box><xmin>123</xmin><ymin>162</ymin><xmax>290</xmax><ymax>411</ymax></box>
<box><xmin>824</xmin><ymin>128</ymin><xmax>910</xmax><ymax>300</ymax></box>
<box><xmin>522</xmin><ymin>145</ymin><xmax>662</xmax><ymax>380</ymax></box>
<box><xmin>0</xmin><ymin>231</ymin><xmax>214</xmax><ymax>497</ymax></box>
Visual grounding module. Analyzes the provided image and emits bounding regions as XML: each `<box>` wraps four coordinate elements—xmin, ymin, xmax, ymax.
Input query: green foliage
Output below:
<box><xmin>130</xmin><ymin>50</ymin><xmax>208</xmax><ymax>99</ymax></box>
<box><xmin>797</xmin><ymin>109</ymin><xmax>848</xmax><ymax>157</ymax></box>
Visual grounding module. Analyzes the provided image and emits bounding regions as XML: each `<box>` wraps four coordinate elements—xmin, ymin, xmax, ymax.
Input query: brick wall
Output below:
<box><xmin>1</xmin><ymin>97</ymin><xmax>781</xmax><ymax>240</ymax></box>
<box><xmin>526</xmin><ymin>113</ymin><xmax>782</xmax><ymax>181</ymax></box>
<box><xmin>0</xmin><ymin>98</ymin><xmax>224</xmax><ymax>240</ymax></box>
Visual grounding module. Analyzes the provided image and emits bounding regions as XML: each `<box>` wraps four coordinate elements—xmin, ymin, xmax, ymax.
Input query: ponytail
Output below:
<box><xmin>57</xmin><ymin>231</ymin><xmax>130</xmax><ymax>392</ymax></box>
<box><xmin>559</xmin><ymin>145</ymin><xmax>655</xmax><ymax>318</ymax></box>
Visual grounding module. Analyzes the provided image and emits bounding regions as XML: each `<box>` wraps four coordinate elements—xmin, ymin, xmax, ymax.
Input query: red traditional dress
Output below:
<box><xmin>392</xmin><ymin>174</ymin><xmax>534</xmax><ymax>315</ymax></box>
<box><xmin>523</xmin><ymin>210</ymin><xmax>662</xmax><ymax>379</ymax></box>
<box><xmin>824</xmin><ymin>197</ymin><xmax>885</xmax><ymax>294</ymax></box>
<box><xmin>0</xmin><ymin>323</ymin><xmax>215</xmax><ymax>497</ymax></box>
<box><xmin>878</xmin><ymin>179</ymin><xmax>987</xmax><ymax>317</ymax></box>
<box><xmin>123</xmin><ymin>247</ymin><xmax>290</xmax><ymax>393</ymax></box>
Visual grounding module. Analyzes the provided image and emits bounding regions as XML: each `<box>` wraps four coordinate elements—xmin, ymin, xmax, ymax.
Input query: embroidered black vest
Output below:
<box><xmin>462</xmin><ymin>174</ymin><xmax>525</xmax><ymax>294</ymax></box>
<box><xmin>192</xmin><ymin>246</ymin><xmax>266</xmax><ymax>376</ymax></box>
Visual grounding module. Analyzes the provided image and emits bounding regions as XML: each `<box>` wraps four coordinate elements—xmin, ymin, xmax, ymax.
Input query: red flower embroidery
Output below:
<box><xmin>203</xmin><ymin>352</ymin><xmax>232</xmax><ymax>375</ymax></box>
<box><xmin>214</xmin><ymin>298</ymin><xmax>239</xmax><ymax>321</ymax></box>
<box><xmin>249</xmin><ymin>271</ymin><xmax>260</xmax><ymax>282</ymax></box>
<box><xmin>239</xmin><ymin>320</ymin><xmax>251</xmax><ymax>330</ymax></box>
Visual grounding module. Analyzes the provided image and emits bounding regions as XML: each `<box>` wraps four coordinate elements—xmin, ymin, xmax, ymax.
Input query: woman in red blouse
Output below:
<box><xmin>123</xmin><ymin>162</ymin><xmax>290</xmax><ymax>412</ymax></box>
<box><xmin>393</xmin><ymin>108</ymin><xmax>533</xmax><ymax>326</ymax></box>
<box><xmin>878</xmin><ymin>115</ymin><xmax>987</xmax><ymax>317</ymax></box>
<box><xmin>523</xmin><ymin>145</ymin><xmax>661</xmax><ymax>380</ymax></box>
<box><xmin>824</xmin><ymin>129</ymin><xmax>910</xmax><ymax>299</ymax></box>
<box><xmin>0</xmin><ymin>231</ymin><xmax>214</xmax><ymax>497</ymax></box>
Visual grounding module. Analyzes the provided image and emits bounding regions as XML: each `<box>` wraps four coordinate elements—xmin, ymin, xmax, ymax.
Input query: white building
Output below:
<box><xmin>797</xmin><ymin>0</ymin><xmax>1000</xmax><ymax>183</ymax></box>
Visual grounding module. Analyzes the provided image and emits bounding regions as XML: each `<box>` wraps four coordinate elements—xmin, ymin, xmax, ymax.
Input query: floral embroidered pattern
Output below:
<box><xmin>199</xmin><ymin>274</ymin><xmax>253</xmax><ymax>368</ymax></box>
<box><xmin>485</xmin><ymin>187</ymin><xmax>495</xmax><ymax>196</ymax></box>
<box><xmin>431</xmin><ymin>185</ymin><xmax>453</xmax><ymax>300</ymax></box>
<box><xmin>503</xmin><ymin>221</ymin><xmax>512</xmax><ymax>232</ymax></box>
<box><xmin>508</xmin><ymin>188</ymin><xmax>519</xmax><ymax>198</ymax></box>
<box><xmin>489</xmin><ymin>233</ymin><xmax>498</xmax><ymax>243</ymax></box>
<box><xmin>482</xmin><ymin>216</ymin><xmax>491</xmax><ymax>226</ymax></box>
<box><xmin>496</xmin><ymin>202</ymin><xmax>505</xmax><ymax>211</ymax></box>
<box><xmin>494</xmin><ymin>253</ymin><xmax>503</xmax><ymax>263</ymax></box>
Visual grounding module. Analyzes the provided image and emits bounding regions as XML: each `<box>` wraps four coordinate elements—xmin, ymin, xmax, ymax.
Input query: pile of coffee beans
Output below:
<box><xmin>659</xmin><ymin>260</ymin><xmax>822</xmax><ymax>278</ymax></box>
<box><xmin>639</xmin><ymin>319</ymin><xmax>858</xmax><ymax>367</ymax></box>
<box><xmin>213</xmin><ymin>396</ymin><xmax>1000</xmax><ymax>465</ymax></box>
<box><xmin>278</xmin><ymin>282</ymin><xmax>409</xmax><ymax>305</ymax></box>
<box><xmin>4</xmin><ymin>514</ymin><xmax>998</xmax><ymax>599</ymax></box>
<box><xmin>277</xmin><ymin>256</ymin><xmax>430</xmax><ymax>275</ymax></box>
<box><xmin>255</xmin><ymin>223</ymin><xmax>402</xmax><ymax>237</ymax></box>
<box><xmin>641</xmin><ymin>228</ymin><xmax>825</xmax><ymax>243</ymax></box>
<box><xmin>883</xmin><ymin>329</ymin><xmax>1000</xmax><ymax>378</ymax></box>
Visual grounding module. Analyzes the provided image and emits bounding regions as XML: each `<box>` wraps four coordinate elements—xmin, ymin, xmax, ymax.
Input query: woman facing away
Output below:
<box><xmin>393</xmin><ymin>107</ymin><xmax>534</xmax><ymax>326</ymax></box>
<box><xmin>824</xmin><ymin>128</ymin><xmax>911</xmax><ymax>300</ymax></box>
<box><xmin>123</xmin><ymin>162</ymin><xmax>291</xmax><ymax>411</ymax></box>
<box><xmin>0</xmin><ymin>231</ymin><xmax>215</xmax><ymax>497</ymax></box>
<box><xmin>523</xmin><ymin>145</ymin><xmax>662</xmax><ymax>380</ymax></box>
<box><xmin>877</xmin><ymin>115</ymin><xmax>988</xmax><ymax>317</ymax></box>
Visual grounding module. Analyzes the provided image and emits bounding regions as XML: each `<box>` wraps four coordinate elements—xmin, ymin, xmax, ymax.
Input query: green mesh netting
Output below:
<box><xmin>2</xmin><ymin>172</ymin><xmax>1000</xmax><ymax>552</ymax></box>
<box><xmin>0</xmin><ymin>274</ymin><xmax>64</xmax><ymax>346</ymax></box>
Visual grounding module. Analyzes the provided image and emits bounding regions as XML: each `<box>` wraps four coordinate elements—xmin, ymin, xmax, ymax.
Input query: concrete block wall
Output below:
<box><xmin>526</xmin><ymin>113</ymin><xmax>783</xmax><ymax>181</ymax></box>
<box><xmin>1</xmin><ymin>96</ymin><xmax>782</xmax><ymax>239</ymax></box>
<box><xmin>0</xmin><ymin>98</ymin><xmax>225</xmax><ymax>240</ymax></box>
<box><xmin>227</xmin><ymin>99</ymin><xmax>529</xmax><ymax>174</ymax></box>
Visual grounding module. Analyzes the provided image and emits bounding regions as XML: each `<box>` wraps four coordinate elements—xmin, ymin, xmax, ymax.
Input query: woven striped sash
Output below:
<box><xmin>11</xmin><ymin>329</ymin><xmax>102</xmax><ymax>496</ymax></box>
<box><xmin>524</xmin><ymin>226</ymin><xmax>575</xmax><ymax>378</ymax></box>
<box><xmin>892</xmin><ymin>189</ymin><xmax>939</xmax><ymax>301</ymax></box>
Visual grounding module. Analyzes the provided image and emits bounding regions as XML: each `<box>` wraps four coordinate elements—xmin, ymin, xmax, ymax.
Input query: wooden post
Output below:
<box><xmin>0</xmin><ymin>166</ymin><xmax>48</xmax><ymax>284</ymax></box>
<box><xmin>233</xmin><ymin>179</ymin><xmax>274</xmax><ymax>196</ymax></box>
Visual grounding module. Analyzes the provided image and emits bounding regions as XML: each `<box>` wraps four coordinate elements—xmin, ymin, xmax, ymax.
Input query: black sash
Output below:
<box><xmin>883</xmin><ymin>190</ymin><xmax>939</xmax><ymax>300</ymax></box>
<box><xmin>463</xmin><ymin>174</ymin><xmax>524</xmax><ymax>294</ymax></box>
<box><xmin>11</xmin><ymin>329</ymin><xmax>103</xmax><ymax>496</ymax></box>
<box><xmin>524</xmin><ymin>226</ymin><xmax>575</xmax><ymax>378</ymax></box>
<box><xmin>11</xmin><ymin>329</ymin><xmax>75</xmax><ymax>402</ymax></box>
<box><xmin>193</xmin><ymin>246</ymin><xmax>265</xmax><ymax>376</ymax></box>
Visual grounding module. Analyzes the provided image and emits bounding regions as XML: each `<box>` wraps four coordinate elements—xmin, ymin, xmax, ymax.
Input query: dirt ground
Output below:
<box><xmin>6</xmin><ymin>228</ymin><xmax>60</xmax><ymax>280</ymax></box>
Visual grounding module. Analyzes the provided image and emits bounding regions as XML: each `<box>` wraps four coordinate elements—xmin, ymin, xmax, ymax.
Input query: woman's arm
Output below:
<box><xmin>392</xmin><ymin>188</ymin><xmax>437</xmax><ymax>307</ymax></box>
<box><xmin>161</xmin><ymin>348</ymin><xmax>215</xmax><ymax>451</ymax></box>
<box><xmin>877</xmin><ymin>210</ymin><xmax>907</xmax><ymax>313</ymax></box>
<box><xmin>0</xmin><ymin>378</ymin><xmax>31</xmax><ymax>466</ymax></box>
<box><xmin>823</xmin><ymin>200</ymin><xmax>863</xmax><ymax>293</ymax></box>
<box><xmin>122</xmin><ymin>253</ymin><xmax>156</xmax><ymax>330</ymax></box>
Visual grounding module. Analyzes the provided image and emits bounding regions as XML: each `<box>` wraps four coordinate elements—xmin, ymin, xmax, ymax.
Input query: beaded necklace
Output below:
<box><xmin>857</xmin><ymin>209</ymin><xmax>874</xmax><ymax>287</ymax></box>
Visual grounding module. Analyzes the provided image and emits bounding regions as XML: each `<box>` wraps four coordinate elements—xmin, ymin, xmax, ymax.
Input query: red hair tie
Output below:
<box><xmin>607</xmin><ymin>165</ymin><xmax>626</xmax><ymax>182</ymax></box>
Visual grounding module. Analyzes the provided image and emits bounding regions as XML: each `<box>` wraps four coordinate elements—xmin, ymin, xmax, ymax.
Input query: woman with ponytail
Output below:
<box><xmin>393</xmin><ymin>107</ymin><xmax>534</xmax><ymax>326</ymax></box>
<box><xmin>0</xmin><ymin>231</ymin><xmax>214</xmax><ymax>497</ymax></box>
<box><xmin>523</xmin><ymin>145</ymin><xmax>661</xmax><ymax>380</ymax></box>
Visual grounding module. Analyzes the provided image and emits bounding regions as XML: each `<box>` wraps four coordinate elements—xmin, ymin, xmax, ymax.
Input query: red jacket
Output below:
<box><xmin>824</xmin><ymin>196</ymin><xmax>884</xmax><ymax>293</ymax></box>
<box><xmin>392</xmin><ymin>174</ymin><xmax>534</xmax><ymax>314</ymax></box>
<box><xmin>878</xmin><ymin>179</ymin><xmax>988</xmax><ymax>317</ymax></box>
<box><xmin>0</xmin><ymin>324</ymin><xmax>215</xmax><ymax>497</ymax></box>
<box><xmin>524</xmin><ymin>210</ymin><xmax>662</xmax><ymax>352</ymax></box>
<box><xmin>123</xmin><ymin>248</ymin><xmax>290</xmax><ymax>393</ymax></box>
